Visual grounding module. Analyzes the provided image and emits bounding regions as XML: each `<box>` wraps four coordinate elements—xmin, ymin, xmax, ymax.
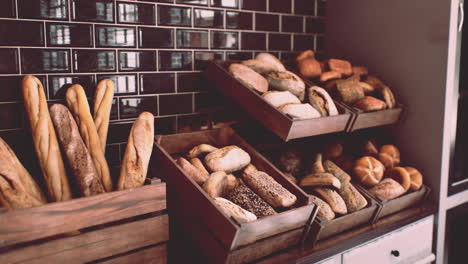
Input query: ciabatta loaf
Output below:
<box><xmin>204</xmin><ymin>146</ymin><xmax>251</xmax><ymax>173</ymax></box>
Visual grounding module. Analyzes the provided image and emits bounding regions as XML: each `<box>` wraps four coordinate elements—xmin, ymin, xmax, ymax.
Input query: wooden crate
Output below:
<box><xmin>345</xmin><ymin>104</ymin><xmax>404</xmax><ymax>132</ymax></box>
<box><xmin>205</xmin><ymin>61</ymin><xmax>353</xmax><ymax>141</ymax></box>
<box><xmin>0</xmin><ymin>179</ymin><xmax>168</xmax><ymax>264</ymax></box>
<box><xmin>152</xmin><ymin>127</ymin><xmax>317</xmax><ymax>264</ymax></box>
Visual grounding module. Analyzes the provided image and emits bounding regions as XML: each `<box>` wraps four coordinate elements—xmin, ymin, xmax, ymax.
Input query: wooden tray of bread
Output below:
<box><xmin>152</xmin><ymin>127</ymin><xmax>317</xmax><ymax>264</ymax></box>
<box><xmin>205</xmin><ymin>55</ymin><xmax>353</xmax><ymax>142</ymax></box>
<box><xmin>294</xmin><ymin>50</ymin><xmax>404</xmax><ymax>132</ymax></box>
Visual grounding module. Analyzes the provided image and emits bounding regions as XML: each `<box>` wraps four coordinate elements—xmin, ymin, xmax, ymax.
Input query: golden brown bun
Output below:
<box><xmin>336</xmin><ymin>76</ymin><xmax>365</xmax><ymax>105</ymax></box>
<box><xmin>177</xmin><ymin>157</ymin><xmax>209</xmax><ymax>185</ymax></box>
<box><xmin>300</xmin><ymin>173</ymin><xmax>341</xmax><ymax>189</ymax></box>
<box><xmin>93</xmin><ymin>79</ymin><xmax>115</xmax><ymax>154</ymax></box>
<box><xmin>387</xmin><ymin>167</ymin><xmax>411</xmax><ymax>192</ymax></box>
<box><xmin>313</xmin><ymin>187</ymin><xmax>347</xmax><ymax>215</ymax></box>
<box><xmin>187</xmin><ymin>144</ymin><xmax>218</xmax><ymax>159</ymax></box>
<box><xmin>353</xmin><ymin>96</ymin><xmax>387</xmax><ymax>112</ymax></box>
<box><xmin>353</xmin><ymin>156</ymin><xmax>385</xmax><ymax>187</ymax></box>
<box><xmin>328</xmin><ymin>59</ymin><xmax>353</xmax><ymax>76</ymax></box>
<box><xmin>229</xmin><ymin>63</ymin><xmax>268</xmax><ymax>93</ymax></box>
<box><xmin>320</xmin><ymin>71</ymin><xmax>342</xmax><ymax>82</ymax></box>
<box><xmin>214</xmin><ymin>197</ymin><xmax>257</xmax><ymax>223</ymax></box>
<box><xmin>0</xmin><ymin>137</ymin><xmax>47</xmax><ymax>209</ymax></box>
<box><xmin>404</xmin><ymin>167</ymin><xmax>423</xmax><ymax>191</ymax></box>
<box><xmin>266</xmin><ymin>71</ymin><xmax>306</xmax><ymax>101</ymax></box>
<box><xmin>323</xmin><ymin>160</ymin><xmax>352</xmax><ymax>183</ymax></box>
<box><xmin>378</xmin><ymin>144</ymin><xmax>400</xmax><ymax>169</ymax></box>
<box><xmin>50</xmin><ymin>104</ymin><xmax>105</xmax><ymax>196</ymax></box>
<box><xmin>22</xmin><ymin>75</ymin><xmax>72</xmax><ymax>202</ymax></box>
<box><xmin>309</xmin><ymin>194</ymin><xmax>335</xmax><ymax>221</ymax></box>
<box><xmin>338</xmin><ymin>181</ymin><xmax>368</xmax><ymax>213</ymax></box>
<box><xmin>323</xmin><ymin>142</ymin><xmax>343</xmax><ymax>159</ymax></box>
<box><xmin>118</xmin><ymin>112</ymin><xmax>154</xmax><ymax>190</ymax></box>
<box><xmin>368</xmin><ymin>178</ymin><xmax>406</xmax><ymax>200</ymax></box>
<box><xmin>203</xmin><ymin>171</ymin><xmax>227</xmax><ymax>198</ymax></box>
<box><xmin>296</xmin><ymin>50</ymin><xmax>322</xmax><ymax>78</ymax></box>
<box><xmin>352</xmin><ymin>66</ymin><xmax>369</xmax><ymax>76</ymax></box>
<box><xmin>205</xmin><ymin>146</ymin><xmax>251</xmax><ymax>173</ymax></box>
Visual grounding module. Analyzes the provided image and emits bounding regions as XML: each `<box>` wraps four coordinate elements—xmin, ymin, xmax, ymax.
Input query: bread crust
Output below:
<box><xmin>214</xmin><ymin>197</ymin><xmax>257</xmax><ymax>223</ymax></box>
<box><xmin>404</xmin><ymin>167</ymin><xmax>423</xmax><ymax>191</ymax></box>
<box><xmin>262</xmin><ymin>91</ymin><xmax>300</xmax><ymax>108</ymax></box>
<box><xmin>353</xmin><ymin>156</ymin><xmax>385</xmax><ymax>187</ymax></box>
<box><xmin>309</xmin><ymin>194</ymin><xmax>335</xmax><ymax>221</ymax></box>
<box><xmin>313</xmin><ymin>187</ymin><xmax>347</xmax><ymax>215</ymax></box>
<box><xmin>204</xmin><ymin>146</ymin><xmax>251</xmax><ymax>173</ymax></box>
<box><xmin>368</xmin><ymin>178</ymin><xmax>405</xmax><ymax>200</ymax></box>
<box><xmin>229</xmin><ymin>63</ymin><xmax>268</xmax><ymax>93</ymax></box>
<box><xmin>93</xmin><ymin>79</ymin><xmax>115</xmax><ymax>154</ymax></box>
<box><xmin>177</xmin><ymin>157</ymin><xmax>209</xmax><ymax>185</ymax></box>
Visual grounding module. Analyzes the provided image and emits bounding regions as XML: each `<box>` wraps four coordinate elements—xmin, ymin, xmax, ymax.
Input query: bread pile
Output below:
<box><xmin>322</xmin><ymin>139</ymin><xmax>424</xmax><ymax>201</ymax></box>
<box><xmin>228</xmin><ymin>53</ymin><xmax>339</xmax><ymax>119</ymax></box>
<box><xmin>295</xmin><ymin>50</ymin><xmax>397</xmax><ymax>112</ymax></box>
<box><xmin>0</xmin><ymin>75</ymin><xmax>155</xmax><ymax>209</ymax></box>
<box><xmin>275</xmin><ymin>151</ymin><xmax>368</xmax><ymax>221</ymax></box>
<box><xmin>177</xmin><ymin>144</ymin><xmax>297</xmax><ymax>223</ymax></box>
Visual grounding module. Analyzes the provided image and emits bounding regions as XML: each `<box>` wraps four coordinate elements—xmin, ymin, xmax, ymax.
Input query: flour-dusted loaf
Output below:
<box><xmin>177</xmin><ymin>157</ymin><xmax>209</xmax><ymax>185</ymax></box>
<box><xmin>226</xmin><ymin>183</ymin><xmax>277</xmax><ymax>218</ymax></box>
<box><xmin>229</xmin><ymin>63</ymin><xmax>268</xmax><ymax>93</ymax></box>
<box><xmin>0</xmin><ymin>137</ymin><xmax>47</xmax><ymax>209</ymax></box>
<box><xmin>187</xmin><ymin>144</ymin><xmax>218</xmax><ymax>159</ymax></box>
<box><xmin>313</xmin><ymin>187</ymin><xmax>348</xmax><ymax>215</ymax></box>
<box><xmin>309</xmin><ymin>194</ymin><xmax>335</xmax><ymax>221</ymax></box>
<box><xmin>242</xmin><ymin>59</ymin><xmax>283</xmax><ymax>74</ymax></box>
<box><xmin>308</xmin><ymin>86</ymin><xmax>339</xmax><ymax>116</ymax></box>
<box><xmin>66</xmin><ymin>84</ymin><xmax>113</xmax><ymax>192</ymax></box>
<box><xmin>50</xmin><ymin>104</ymin><xmax>105</xmax><ymax>197</ymax></box>
<box><xmin>22</xmin><ymin>75</ymin><xmax>72</xmax><ymax>202</ymax></box>
<box><xmin>368</xmin><ymin>178</ymin><xmax>406</xmax><ymax>200</ymax></box>
<box><xmin>337</xmin><ymin>181</ymin><xmax>368</xmax><ymax>213</ymax></box>
<box><xmin>203</xmin><ymin>171</ymin><xmax>228</xmax><ymax>198</ymax></box>
<box><xmin>204</xmin><ymin>146</ymin><xmax>251</xmax><ymax>173</ymax></box>
<box><xmin>242</xmin><ymin>169</ymin><xmax>297</xmax><ymax>208</ymax></box>
<box><xmin>279</xmin><ymin>103</ymin><xmax>321</xmax><ymax>119</ymax></box>
<box><xmin>262</xmin><ymin>91</ymin><xmax>301</xmax><ymax>108</ymax></box>
<box><xmin>255</xmin><ymin>53</ymin><xmax>286</xmax><ymax>72</ymax></box>
<box><xmin>214</xmin><ymin>197</ymin><xmax>257</xmax><ymax>223</ymax></box>
<box><xmin>93</xmin><ymin>79</ymin><xmax>115</xmax><ymax>154</ymax></box>
<box><xmin>117</xmin><ymin>112</ymin><xmax>155</xmax><ymax>190</ymax></box>
<box><xmin>266</xmin><ymin>71</ymin><xmax>306</xmax><ymax>101</ymax></box>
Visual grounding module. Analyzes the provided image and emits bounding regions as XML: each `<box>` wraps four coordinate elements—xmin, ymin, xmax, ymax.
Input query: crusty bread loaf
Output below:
<box><xmin>277</xmin><ymin>150</ymin><xmax>303</xmax><ymax>176</ymax></box>
<box><xmin>225</xmin><ymin>183</ymin><xmax>277</xmax><ymax>218</ymax></box>
<box><xmin>368</xmin><ymin>178</ymin><xmax>406</xmax><ymax>200</ymax></box>
<box><xmin>262</xmin><ymin>91</ymin><xmax>301</xmax><ymax>108</ymax></box>
<box><xmin>255</xmin><ymin>53</ymin><xmax>286</xmax><ymax>72</ymax></box>
<box><xmin>229</xmin><ymin>63</ymin><xmax>268</xmax><ymax>93</ymax></box>
<box><xmin>177</xmin><ymin>157</ymin><xmax>209</xmax><ymax>185</ymax></box>
<box><xmin>22</xmin><ymin>75</ymin><xmax>72</xmax><ymax>202</ymax></box>
<box><xmin>117</xmin><ymin>112</ymin><xmax>154</xmax><ymax>190</ymax></box>
<box><xmin>336</xmin><ymin>76</ymin><xmax>365</xmax><ymax>105</ymax></box>
<box><xmin>308</xmin><ymin>86</ymin><xmax>339</xmax><ymax>116</ymax></box>
<box><xmin>320</xmin><ymin>71</ymin><xmax>342</xmax><ymax>83</ymax></box>
<box><xmin>323</xmin><ymin>142</ymin><xmax>343</xmax><ymax>160</ymax></box>
<box><xmin>214</xmin><ymin>197</ymin><xmax>257</xmax><ymax>223</ymax></box>
<box><xmin>323</xmin><ymin>160</ymin><xmax>352</xmax><ymax>183</ymax></box>
<box><xmin>225</xmin><ymin>174</ymin><xmax>240</xmax><ymax>194</ymax></box>
<box><xmin>190</xmin><ymin>157</ymin><xmax>209</xmax><ymax>175</ymax></box>
<box><xmin>313</xmin><ymin>187</ymin><xmax>347</xmax><ymax>215</ymax></box>
<box><xmin>353</xmin><ymin>96</ymin><xmax>387</xmax><ymax>112</ymax></box>
<box><xmin>309</xmin><ymin>194</ymin><xmax>335</xmax><ymax>221</ymax></box>
<box><xmin>328</xmin><ymin>59</ymin><xmax>353</xmax><ymax>76</ymax></box>
<box><xmin>205</xmin><ymin>146</ymin><xmax>251</xmax><ymax>173</ymax></box>
<box><xmin>307</xmin><ymin>153</ymin><xmax>325</xmax><ymax>174</ymax></box>
<box><xmin>187</xmin><ymin>144</ymin><xmax>218</xmax><ymax>159</ymax></box>
<box><xmin>279</xmin><ymin>103</ymin><xmax>321</xmax><ymax>119</ymax></box>
<box><xmin>300</xmin><ymin>173</ymin><xmax>341</xmax><ymax>189</ymax></box>
<box><xmin>0</xmin><ymin>137</ymin><xmax>47</xmax><ymax>209</ymax></box>
<box><xmin>353</xmin><ymin>156</ymin><xmax>385</xmax><ymax>187</ymax></box>
<box><xmin>337</xmin><ymin>181</ymin><xmax>368</xmax><ymax>213</ymax></box>
<box><xmin>387</xmin><ymin>167</ymin><xmax>411</xmax><ymax>192</ymax></box>
<box><xmin>242</xmin><ymin>169</ymin><xmax>297</xmax><ymax>208</ymax></box>
<box><xmin>50</xmin><ymin>104</ymin><xmax>105</xmax><ymax>197</ymax></box>
<box><xmin>296</xmin><ymin>50</ymin><xmax>322</xmax><ymax>78</ymax></box>
<box><xmin>404</xmin><ymin>167</ymin><xmax>423</xmax><ymax>191</ymax></box>
<box><xmin>266</xmin><ymin>71</ymin><xmax>306</xmax><ymax>101</ymax></box>
<box><xmin>242</xmin><ymin>59</ymin><xmax>283</xmax><ymax>74</ymax></box>
<box><xmin>93</xmin><ymin>79</ymin><xmax>115</xmax><ymax>154</ymax></box>
<box><xmin>66</xmin><ymin>84</ymin><xmax>113</xmax><ymax>192</ymax></box>
<box><xmin>203</xmin><ymin>171</ymin><xmax>227</xmax><ymax>198</ymax></box>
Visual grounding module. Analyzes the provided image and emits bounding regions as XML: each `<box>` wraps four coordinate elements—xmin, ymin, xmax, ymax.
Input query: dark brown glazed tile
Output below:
<box><xmin>269</xmin><ymin>33</ymin><xmax>291</xmax><ymax>51</ymax></box>
<box><xmin>211</xmin><ymin>0</ymin><xmax>238</xmax><ymax>8</ymax></box>
<box><xmin>110</xmin><ymin>98</ymin><xmax>118</xmax><ymax>120</ymax></box>
<box><xmin>282</xmin><ymin>15</ymin><xmax>303</xmax><ymax>33</ymax></box>
<box><xmin>226</xmin><ymin>11</ymin><xmax>252</xmax><ymax>30</ymax></box>
<box><xmin>73</xmin><ymin>0</ymin><xmax>114</xmax><ymax>22</ymax></box>
<box><xmin>176</xmin><ymin>0</ymin><xmax>208</xmax><ymax>5</ymax></box>
<box><xmin>294</xmin><ymin>0</ymin><xmax>315</xmax><ymax>15</ymax></box>
<box><xmin>154</xmin><ymin>116</ymin><xmax>177</xmax><ymax>135</ymax></box>
<box><xmin>73</xmin><ymin>49</ymin><xmax>115</xmax><ymax>73</ymax></box>
<box><xmin>105</xmin><ymin>145</ymin><xmax>121</xmax><ymax>166</ymax></box>
<box><xmin>0</xmin><ymin>49</ymin><xmax>18</xmax><ymax>74</ymax></box>
<box><xmin>159</xmin><ymin>94</ymin><xmax>193</xmax><ymax>115</ymax></box>
<box><xmin>159</xmin><ymin>51</ymin><xmax>192</xmax><ymax>71</ymax></box>
<box><xmin>0</xmin><ymin>20</ymin><xmax>44</xmax><ymax>46</ymax></box>
<box><xmin>0</xmin><ymin>130</ymin><xmax>39</xmax><ymax>176</ymax></box>
<box><xmin>177</xmin><ymin>72</ymin><xmax>204</xmax><ymax>92</ymax></box>
<box><xmin>269</xmin><ymin>0</ymin><xmax>292</xmax><ymax>13</ymax></box>
<box><xmin>226</xmin><ymin>51</ymin><xmax>252</xmax><ymax>60</ymax></box>
<box><xmin>119</xmin><ymin>96</ymin><xmax>158</xmax><ymax>119</ymax></box>
<box><xmin>242</xmin><ymin>0</ymin><xmax>266</xmax><ymax>11</ymax></box>
<box><xmin>194</xmin><ymin>51</ymin><xmax>223</xmax><ymax>70</ymax></box>
<box><xmin>21</xmin><ymin>48</ymin><xmax>69</xmax><ymax>73</ymax></box>
<box><xmin>118</xmin><ymin>50</ymin><xmax>156</xmax><ymax>71</ymax></box>
<box><xmin>294</xmin><ymin>34</ymin><xmax>314</xmax><ymax>51</ymax></box>
<box><xmin>96</xmin><ymin>25</ymin><xmax>136</xmax><ymax>48</ymax></box>
<box><xmin>177</xmin><ymin>29</ymin><xmax>209</xmax><ymax>49</ymax></box>
<box><xmin>195</xmin><ymin>92</ymin><xmax>223</xmax><ymax>111</ymax></box>
<box><xmin>158</xmin><ymin>5</ymin><xmax>191</xmax><ymax>26</ymax></box>
<box><xmin>117</xmin><ymin>1</ymin><xmax>155</xmax><ymax>25</ymax></box>
<box><xmin>0</xmin><ymin>103</ymin><xmax>23</xmax><ymax>129</ymax></box>
<box><xmin>211</xmin><ymin>31</ymin><xmax>239</xmax><ymax>49</ymax></box>
<box><xmin>140</xmin><ymin>73</ymin><xmax>175</xmax><ymax>94</ymax></box>
<box><xmin>194</xmin><ymin>8</ymin><xmax>224</xmax><ymax>28</ymax></box>
<box><xmin>316</xmin><ymin>35</ymin><xmax>324</xmax><ymax>51</ymax></box>
<box><xmin>108</xmin><ymin>122</ymin><xmax>133</xmax><ymax>143</ymax></box>
<box><xmin>0</xmin><ymin>76</ymin><xmax>45</xmax><ymax>102</ymax></box>
<box><xmin>241</xmin><ymin>32</ymin><xmax>266</xmax><ymax>50</ymax></box>
<box><xmin>139</xmin><ymin>27</ymin><xmax>174</xmax><ymax>48</ymax></box>
<box><xmin>97</xmin><ymin>74</ymin><xmax>137</xmax><ymax>95</ymax></box>
<box><xmin>306</xmin><ymin>17</ymin><xmax>325</xmax><ymax>34</ymax></box>
<box><xmin>18</xmin><ymin>0</ymin><xmax>68</xmax><ymax>20</ymax></box>
<box><xmin>280</xmin><ymin>51</ymin><xmax>300</xmax><ymax>63</ymax></box>
<box><xmin>255</xmin><ymin>13</ymin><xmax>279</xmax><ymax>31</ymax></box>
<box><xmin>317</xmin><ymin>0</ymin><xmax>326</xmax><ymax>16</ymax></box>
<box><xmin>0</xmin><ymin>0</ymin><xmax>15</xmax><ymax>18</ymax></box>
<box><xmin>177</xmin><ymin>113</ymin><xmax>210</xmax><ymax>133</ymax></box>
<box><xmin>47</xmin><ymin>23</ymin><xmax>92</xmax><ymax>47</ymax></box>
<box><xmin>48</xmin><ymin>75</ymin><xmax>95</xmax><ymax>99</ymax></box>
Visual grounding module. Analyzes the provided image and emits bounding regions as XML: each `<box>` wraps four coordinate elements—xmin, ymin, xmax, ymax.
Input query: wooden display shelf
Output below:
<box><xmin>344</xmin><ymin>104</ymin><xmax>404</xmax><ymax>132</ymax></box>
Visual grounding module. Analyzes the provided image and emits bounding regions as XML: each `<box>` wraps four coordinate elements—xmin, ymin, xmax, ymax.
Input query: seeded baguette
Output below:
<box><xmin>226</xmin><ymin>183</ymin><xmax>276</xmax><ymax>218</ymax></box>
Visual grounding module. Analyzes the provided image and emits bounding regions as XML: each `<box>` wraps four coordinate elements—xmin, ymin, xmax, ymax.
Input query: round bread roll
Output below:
<box><xmin>368</xmin><ymin>178</ymin><xmax>406</xmax><ymax>200</ymax></box>
<box><xmin>378</xmin><ymin>144</ymin><xmax>400</xmax><ymax>168</ymax></box>
<box><xmin>279</xmin><ymin>103</ymin><xmax>321</xmax><ymax>119</ymax></box>
<box><xmin>242</xmin><ymin>59</ymin><xmax>283</xmax><ymax>74</ymax></box>
<box><xmin>309</xmin><ymin>194</ymin><xmax>335</xmax><ymax>221</ymax></box>
<box><xmin>353</xmin><ymin>96</ymin><xmax>387</xmax><ymax>112</ymax></box>
<box><xmin>262</xmin><ymin>91</ymin><xmax>300</xmax><ymax>108</ymax></box>
<box><xmin>404</xmin><ymin>167</ymin><xmax>423</xmax><ymax>191</ymax></box>
<box><xmin>266</xmin><ymin>71</ymin><xmax>305</xmax><ymax>101</ymax></box>
<box><xmin>323</xmin><ymin>142</ymin><xmax>343</xmax><ymax>159</ymax></box>
<box><xmin>205</xmin><ymin>146</ymin><xmax>251</xmax><ymax>173</ymax></box>
<box><xmin>387</xmin><ymin>167</ymin><xmax>411</xmax><ymax>192</ymax></box>
<box><xmin>353</xmin><ymin>156</ymin><xmax>385</xmax><ymax>187</ymax></box>
<box><xmin>228</xmin><ymin>63</ymin><xmax>268</xmax><ymax>93</ymax></box>
<box><xmin>255</xmin><ymin>53</ymin><xmax>286</xmax><ymax>71</ymax></box>
<box><xmin>328</xmin><ymin>59</ymin><xmax>353</xmax><ymax>76</ymax></box>
<box><xmin>296</xmin><ymin>50</ymin><xmax>322</xmax><ymax>78</ymax></box>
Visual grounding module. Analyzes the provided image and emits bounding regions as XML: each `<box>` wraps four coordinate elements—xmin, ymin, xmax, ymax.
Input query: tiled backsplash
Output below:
<box><xmin>0</xmin><ymin>0</ymin><xmax>325</xmax><ymax>176</ymax></box>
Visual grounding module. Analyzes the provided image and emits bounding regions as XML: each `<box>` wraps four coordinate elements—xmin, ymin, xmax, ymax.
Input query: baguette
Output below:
<box><xmin>93</xmin><ymin>79</ymin><xmax>115</xmax><ymax>154</ymax></box>
<box><xmin>66</xmin><ymin>84</ymin><xmax>113</xmax><ymax>192</ymax></box>
<box><xmin>190</xmin><ymin>158</ymin><xmax>209</xmax><ymax>175</ymax></box>
<box><xmin>203</xmin><ymin>171</ymin><xmax>227</xmax><ymax>198</ymax></box>
<box><xmin>0</xmin><ymin>137</ymin><xmax>47</xmax><ymax>209</ymax></box>
<box><xmin>187</xmin><ymin>144</ymin><xmax>218</xmax><ymax>159</ymax></box>
<box><xmin>118</xmin><ymin>112</ymin><xmax>155</xmax><ymax>190</ymax></box>
<box><xmin>309</xmin><ymin>194</ymin><xmax>335</xmax><ymax>221</ymax></box>
<box><xmin>225</xmin><ymin>183</ymin><xmax>277</xmax><ymax>218</ymax></box>
<box><xmin>177</xmin><ymin>157</ymin><xmax>209</xmax><ymax>185</ymax></box>
<box><xmin>50</xmin><ymin>104</ymin><xmax>105</xmax><ymax>196</ymax></box>
<box><xmin>22</xmin><ymin>75</ymin><xmax>72</xmax><ymax>202</ymax></box>
<box><xmin>299</xmin><ymin>173</ymin><xmax>341</xmax><ymax>189</ymax></box>
<box><xmin>323</xmin><ymin>160</ymin><xmax>352</xmax><ymax>183</ymax></box>
<box><xmin>337</xmin><ymin>181</ymin><xmax>367</xmax><ymax>213</ymax></box>
<box><xmin>313</xmin><ymin>187</ymin><xmax>347</xmax><ymax>215</ymax></box>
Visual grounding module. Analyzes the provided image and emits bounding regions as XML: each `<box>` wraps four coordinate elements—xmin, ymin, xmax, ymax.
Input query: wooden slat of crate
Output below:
<box><xmin>0</xmin><ymin>184</ymin><xmax>166</xmax><ymax>248</ymax></box>
<box><xmin>97</xmin><ymin>244</ymin><xmax>168</xmax><ymax>264</ymax></box>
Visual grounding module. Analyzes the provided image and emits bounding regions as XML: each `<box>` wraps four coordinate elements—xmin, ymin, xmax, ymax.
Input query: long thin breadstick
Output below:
<box><xmin>22</xmin><ymin>75</ymin><xmax>72</xmax><ymax>202</ymax></box>
<box><xmin>66</xmin><ymin>84</ymin><xmax>113</xmax><ymax>192</ymax></box>
<box><xmin>93</xmin><ymin>79</ymin><xmax>115</xmax><ymax>154</ymax></box>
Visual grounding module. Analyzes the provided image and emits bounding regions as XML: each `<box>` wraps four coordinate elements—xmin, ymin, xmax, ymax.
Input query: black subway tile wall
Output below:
<box><xmin>0</xmin><ymin>0</ymin><xmax>326</xmax><ymax>173</ymax></box>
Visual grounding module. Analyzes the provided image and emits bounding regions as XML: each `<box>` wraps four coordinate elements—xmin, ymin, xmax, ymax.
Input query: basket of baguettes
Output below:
<box><xmin>0</xmin><ymin>76</ymin><xmax>168</xmax><ymax>263</ymax></box>
<box><xmin>294</xmin><ymin>50</ymin><xmax>403</xmax><ymax>131</ymax></box>
<box><xmin>152</xmin><ymin>127</ymin><xmax>317</xmax><ymax>264</ymax></box>
<box><xmin>205</xmin><ymin>53</ymin><xmax>353</xmax><ymax>141</ymax></box>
